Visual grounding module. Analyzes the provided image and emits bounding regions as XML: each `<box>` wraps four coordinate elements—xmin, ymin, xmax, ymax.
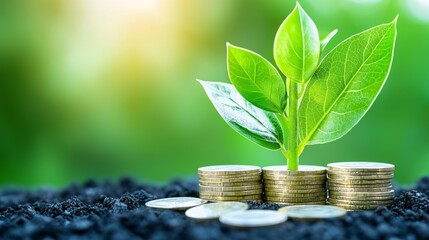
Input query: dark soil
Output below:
<box><xmin>1</xmin><ymin>176</ymin><xmax>429</xmax><ymax>240</ymax></box>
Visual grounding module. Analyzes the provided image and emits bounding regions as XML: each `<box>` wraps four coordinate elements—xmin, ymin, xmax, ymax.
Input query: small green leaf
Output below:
<box><xmin>227</xmin><ymin>43</ymin><xmax>286</xmax><ymax>113</ymax></box>
<box><xmin>199</xmin><ymin>80</ymin><xmax>284</xmax><ymax>149</ymax></box>
<box><xmin>298</xmin><ymin>19</ymin><xmax>397</xmax><ymax>146</ymax></box>
<box><xmin>320</xmin><ymin>29</ymin><xmax>338</xmax><ymax>51</ymax></box>
<box><xmin>274</xmin><ymin>2</ymin><xmax>320</xmax><ymax>83</ymax></box>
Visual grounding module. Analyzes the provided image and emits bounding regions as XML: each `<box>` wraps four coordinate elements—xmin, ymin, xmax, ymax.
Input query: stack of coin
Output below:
<box><xmin>262</xmin><ymin>165</ymin><xmax>327</xmax><ymax>205</ymax></box>
<box><xmin>327</xmin><ymin>162</ymin><xmax>395</xmax><ymax>210</ymax></box>
<box><xmin>198</xmin><ymin>165</ymin><xmax>263</xmax><ymax>202</ymax></box>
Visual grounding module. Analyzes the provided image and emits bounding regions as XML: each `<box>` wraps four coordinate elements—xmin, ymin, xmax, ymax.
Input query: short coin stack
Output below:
<box><xmin>198</xmin><ymin>165</ymin><xmax>263</xmax><ymax>202</ymax></box>
<box><xmin>327</xmin><ymin>162</ymin><xmax>395</xmax><ymax>210</ymax></box>
<box><xmin>262</xmin><ymin>165</ymin><xmax>327</xmax><ymax>205</ymax></box>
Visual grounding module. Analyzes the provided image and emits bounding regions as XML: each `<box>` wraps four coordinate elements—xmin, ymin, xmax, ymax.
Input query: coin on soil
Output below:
<box><xmin>145</xmin><ymin>197</ymin><xmax>207</xmax><ymax>211</ymax></box>
<box><xmin>262</xmin><ymin>165</ymin><xmax>326</xmax><ymax>176</ymax></box>
<box><xmin>278</xmin><ymin>205</ymin><xmax>346</xmax><ymax>220</ymax></box>
<box><xmin>327</xmin><ymin>162</ymin><xmax>394</xmax><ymax>172</ymax></box>
<box><xmin>198</xmin><ymin>165</ymin><xmax>261</xmax><ymax>176</ymax></box>
<box><xmin>185</xmin><ymin>202</ymin><xmax>248</xmax><ymax>220</ymax></box>
<box><xmin>219</xmin><ymin>210</ymin><xmax>287</xmax><ymax>227</ymax></box>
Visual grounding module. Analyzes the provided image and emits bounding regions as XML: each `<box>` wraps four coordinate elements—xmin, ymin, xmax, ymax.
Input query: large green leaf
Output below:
<box><xmin>298</xmin><ymin>19</ymin><xmax>397</xmax><ymax>146</ymax></box>
<box><xmin>227</xmin><ymin>43</ymin><xmax>286</xmax><ymax>113</ymax></box>
<box><xmin>199</xmin><ymin>80</ymin><xmax>284</xmax><ymax>149</ymax></box>
<box><xmin>274</xmin><ymin>2</ymin><xmax>320</xmax><ymax>83</ymax></box>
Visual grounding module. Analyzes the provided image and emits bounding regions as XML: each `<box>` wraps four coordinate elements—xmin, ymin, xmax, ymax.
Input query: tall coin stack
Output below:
<box><xmin>327</xmin><ymin>162</ymin><xmax>395</xmax><ymax>210</ymax></box>
<box><xmin>198</xmin><ymin>165</ymin><xmax>263</xmax><ymax>202</ymax></box>
<box><xmin>262</xmin><ymin>165</ymin><xmax>327</xmax><ymax>205</ymax></box>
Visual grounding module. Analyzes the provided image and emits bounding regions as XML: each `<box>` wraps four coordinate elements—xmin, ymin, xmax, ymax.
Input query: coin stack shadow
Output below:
<box><xmin>262</xmin><ymin>165</ymin><xmax>327</xmax><ymax>205</ymax></box>
<box><xmin>198</xmin><ymin>165</ymin><xmax>263</xmax><ymax>202</ymax></box>
<box><xmin>327</xmin><ymin>162</ymin><xmax>395</xmax><ymax>211</ymax></box>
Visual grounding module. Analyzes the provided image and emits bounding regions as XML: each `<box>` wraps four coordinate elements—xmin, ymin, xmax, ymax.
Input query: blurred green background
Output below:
<box><xmin>0</xmin><ymin>0</ymin><xmax>428</xmax><ymax>187</ymax></box>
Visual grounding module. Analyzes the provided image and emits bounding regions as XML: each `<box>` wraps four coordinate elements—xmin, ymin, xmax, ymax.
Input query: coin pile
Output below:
<box><xmin>198</xmin><ymin>165</ymin><xmax>263</xmax><ymax>202</ymax></box>
<box><xmin>262</xmin><ymin>165</ymin><xmax>327</xmax><ymax>205</ymax></box>
<box><xmin>327</xmin><ymin>162</ymin><xmax>395</xmax><ymax>210</ymax></box>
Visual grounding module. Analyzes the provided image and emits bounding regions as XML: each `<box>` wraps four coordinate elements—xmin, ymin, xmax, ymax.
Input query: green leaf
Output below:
<box><xmin>199</xmin><ymin>80</ymin><xmax>284</xmax><ymax>149</ymax></box>
<box><xmin>227</xmin><ymin>43</ymin><xmax>286</xmax><ymax>113</ymax></box>
<box><xmin>298</xmin><ymin>19</ymin><xmax>397</xmax><ymax>146</ymax></box>
<box><xmin>274</xmin><ymin>2</ymin><xmax>320</xmax><ymax>83</ymax></box>
<box><xmin>320</xmin><ymin>29</ymin><xmax>338</xmax><ymax>51</ymax></box>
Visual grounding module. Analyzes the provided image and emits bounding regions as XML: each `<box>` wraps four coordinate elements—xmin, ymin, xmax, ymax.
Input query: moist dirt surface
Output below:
<box><xmin>1</xmin><ymin>177</ymin><xmax>429</xmax><ymax>240</ymax></box>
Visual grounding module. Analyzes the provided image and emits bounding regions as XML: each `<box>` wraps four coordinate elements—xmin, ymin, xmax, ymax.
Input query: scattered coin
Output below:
<box><xmin>219</xmin><ymin>210</ymin><xmax>287</xmax><ymax>227</ymax></box>
<box><xmin>278</xmin><ymin>205</ymin><xmax>347</xmax><ymax>220</ymax></box>
<box><xmin>185</xmin><ymin>202</ymin><xmax>248</xmax><ymax>220</ymax></box>
<box><xmin>145</xmin><ymin>197</ymin><xmax>207</xmax><ymax>211</ymax></box>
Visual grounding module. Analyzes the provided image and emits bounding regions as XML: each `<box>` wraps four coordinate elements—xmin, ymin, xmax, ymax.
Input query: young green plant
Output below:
<box><xmin>199</xmin><ymin>3</ymin><xmax>397</xmax><ymax>170</ymax></box>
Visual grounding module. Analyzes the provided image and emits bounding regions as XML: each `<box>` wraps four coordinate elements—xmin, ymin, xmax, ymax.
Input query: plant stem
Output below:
<box><xmin>287</xmin><ymin>81</ymin><xmax>299</xmax><ymax>170</ymax></box>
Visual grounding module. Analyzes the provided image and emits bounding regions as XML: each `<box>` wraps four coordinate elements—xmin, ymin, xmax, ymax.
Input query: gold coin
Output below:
<box><xmin>264</xmin><ymin>183</ymin><xmax>326</xmax><ymax>190</ymax></box>
<box><xmin>327</xmin><ymin>162</ymin><xmax>394</xmax><ymax>172</ymax></box>
<box><xmin>327</xmin><ymin>202</ymin><xmax>383</xmax><ymax>210</ymax></box>
<box><xmin>328</xmin><ymin>186</ymin><xmax>393</xmax><ymax>192</ymax></box>
<box><xmin>185</xmin><ymin>202</ymin><xmax>249</xmax><ymax>220</ymax></box>
<box><xmin>198</xmin><ymin>165</ymin><xmax>261</xmax><ymax>176</ymax></box>
<box><xmin>328</xmin><ymin>189</ymin><xmax>394</xmax><ymax>196</ymax></box>
<box><xmin>199</xmin><ymin>181</ymin><xmax>262</xmax><ymax>187</ymax></box>
<box><xmin>264</xmin><ymin>187</ymin><xmax>326</xmax><ymax>193</ymax></box>
<box><xmin>199</xmin><ymin>189</ymin><xmax>263</xmax><ymax>196</ymax></box>
<box><xmin>278</xmin><ymin>205</ymin><xmax>347</xmax><ymax>220</ymax></box>
<box><xmin>262</xmin><ymin>165</ymin><xmax>326</xmax><ymax>175</ymax></box>
<box><xmin>199</xmin><ymin>176</ymin><xmax>261</xmax><ymax>184</ymax></box>
<box><xmin>199</xmin><ymin>172</ymin><xmax>261</xmax><ymax>179</ymax></box>
<box><xmin>327</xmin><ymin>198</ymin><xmax>393</xmax><ymax>205</ymax></box>
<box><xmin>265</xmin><ymin>191</ymin><xmax>326</xmax><ymax>198</ymax></box>
<box><xmin>199</xmin><ymin>184</ymin><xmax>262</xmax><ymax>192</ymax></box>
<box><xmin>327</xmin><ymin>173</ymin><xmax>393</xmax><ymax>180</ymax></box>
<box><xmin>265</xmin><ymin>196</ymin><xmax>327</xmax><ymax>203</ymax></box>
<box><xmin>266</xmin><ymin>201</ymin><xmax>326</xmax><ymax>206</ymax></box>
<box><xmin>263</xmin><ymin>174</ymin><xmax>326</xmax><ymax>181</ymax></box>
<box><xmin>200</xmin><ymin>194</ymin><xmax>262</xmax><ymax>201</ymax></box>
<box><xmin>327</xmin><ymin>170</ymin><xmax>394</xmax><ymax>176</ymax></box>
<box><xmin>263</xmin><ymin>179</ymin><xmax>326</xmax><ymax>185</ymax></box>
<box><xmin>328</xmin><ymin>195</ymin><xmax>394</xmax><ymax>201</ymax></box>
<box><xmin>145</xmin><ymin>197</ymin><xmax>208</xmax><ymax>211</ymax></box>
<box><xmin>327</xmin><ymin>178</ymin><xmax>392</xmax><ymax>185</ymax></box>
